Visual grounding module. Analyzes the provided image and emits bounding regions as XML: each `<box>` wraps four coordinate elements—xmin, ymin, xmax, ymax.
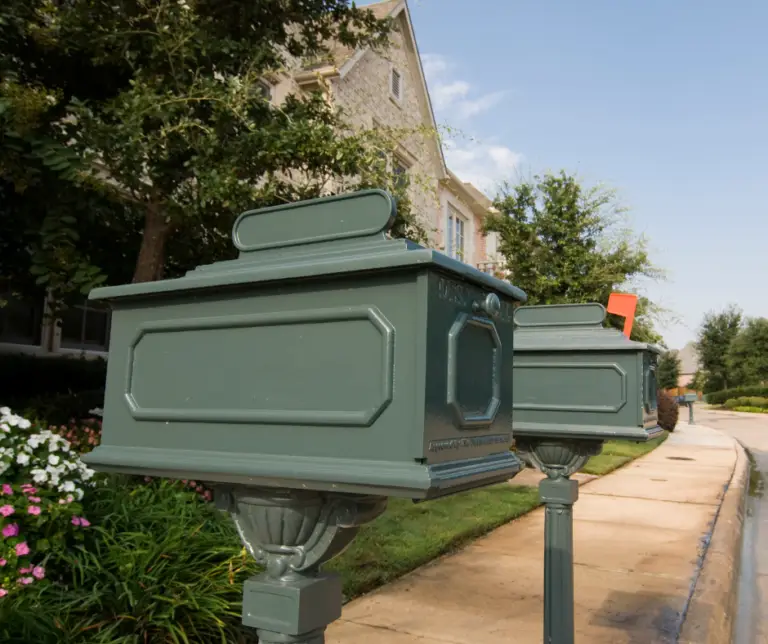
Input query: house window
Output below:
<box><xmin>392</xmin><ymin>157</ymin><xmax>408</xmax><ymax>191</ymax></box>
<box><xmin>256</xmin><ymin>80</ymin><xmax>272</xmax><ymax>102</ymax></box>
<box><xmin>447</xmin><ymin>206</ymin><xmax>466</xmax><ymax>261</ymax></box>
<box><xmin>0</xmin><ymin>291</ymin><xmax>44</xmax><ymax>346</ymax></box>
<box><xmin>59</xmin><ymin>297</ymin><xmax>111</xmax><ymax>353</ymax></box>
<box><xmin>390</xmin><ymin>68</ymin><xmax>403</xmax><ymax>102</ymax></box>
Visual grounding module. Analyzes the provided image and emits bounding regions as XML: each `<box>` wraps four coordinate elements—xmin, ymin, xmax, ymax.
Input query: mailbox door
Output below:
<box><xmin>642</xmin><ymin>352</ymin><xmax>659</xmax><ymax>428</ymax></box>
<box><xmin>421</xmin><ymin>271</ymin><xmax>516</xmax><ymax>464</ymax></box>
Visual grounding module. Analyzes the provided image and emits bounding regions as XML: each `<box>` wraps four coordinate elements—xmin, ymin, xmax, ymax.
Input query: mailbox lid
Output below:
<box><xmin>89</xmin><ymin>190</ymin><xmax>526</xmax><ymax>306</ymax></box>
<box><xmin>514</xmin><ymin>303</ymin><xmax>662</xmax><ymax>354</ymax></box>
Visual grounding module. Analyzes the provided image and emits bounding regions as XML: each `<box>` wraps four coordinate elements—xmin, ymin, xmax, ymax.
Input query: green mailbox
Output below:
<box><xmin>83</xmin><ymin>190</ymin><xmax>526</xmax><ymax>644</ymax></box>
<box><xmin>509</xmin><ymin>302</ymin><xmax>662</xmax><ymax>644</ymax></box>
<box><xmin>513</xmin><ymin>302</ymin><xmax>662</xmax><ymax>444</ymax></box>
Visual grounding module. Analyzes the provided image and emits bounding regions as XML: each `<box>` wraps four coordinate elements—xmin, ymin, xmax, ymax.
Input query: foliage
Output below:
<box><xmin>0</xmin><ymin>476</ymin><xmax>258</xmax><ymax>644</ymax></box>
<box><xmin>21</xmin><ymin>390</ymin><xmax>104</xmax><ymax>427</ymax></box>
<box><xmin>690</xmin><ymin>369</ymin><xmax>707</xmax><ymax>393</ymax></box>
<box><xmin>706</xmin><ymin>385</ymin><xmax>768</xmax><ymax>405</ymax></box>
<box><xmin>1</xmin><ymin>0</ymin><xmax>433</xmax><ymax>300</ymax></box>
<box><xmin>657</xmin><ymin>351</ymin><xmax>682</xmax><ymax>390</ymax></box>
<box><xmin>723</xmin><ymin>397</ymin><xmax>768</xmax><ymax>410</ymax></box>
<box><xmin>657</xmin><ymin>390</ymin><xmax>679</xmax><ymax>432</ymax></box>
<box><xmin>0</xmin><ymin>407</ymin><xmax>96</xmax><ymax>599</ymax></box>
<box><xmin>726</xmin><ymin>317</ymin><xmax>768</xmax><ymax>388</ymax></box>
<box><xmin>484</xmin><ymin>171</ymin><xmax>663</xmax><ymax>343</ymax></box>
<box><xmin>727</xmin><ymin>406</ymin><xmax>768</xmax><ymax>414</ymax></box>
<box><xmin>0</xmin><ymin>354</ymin><xmax>105</xmax><ymax>412</ymax></box>
<box><xmin>696</xmin><ymin>305</ymin><xmax>743</xmax><ymax>393</ymax></box>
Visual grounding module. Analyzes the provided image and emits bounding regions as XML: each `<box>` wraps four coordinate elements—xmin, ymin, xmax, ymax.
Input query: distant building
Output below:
<box><xmin>675</xmin><ymin>342</ymin><xmax>700</xmax><ymax>388</ymax></box>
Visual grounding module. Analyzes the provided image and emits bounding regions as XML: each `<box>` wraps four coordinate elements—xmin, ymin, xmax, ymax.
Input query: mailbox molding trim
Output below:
<box><xmin>83</xmin><ymin>445</ymin><xmax>522</xmax><ymax>499</ymax></box>
<box><xmin>446</xmin><ymin>313</ymin><xmax>502</xmax><ymax>428</ymax></box>
<box><xmin>123</xmin><ymin>306</ymin><xmax>395</xmax><ymax>426</ymax></box>
<box><xmin>513</xmin><ymin>420</ymin><xmax>663</xmax><ymax>442</ymax></box>
<box><xmin>513</xmin><ymin>361</ymin><xmax>628</xmax><ymax>413</ymax></box>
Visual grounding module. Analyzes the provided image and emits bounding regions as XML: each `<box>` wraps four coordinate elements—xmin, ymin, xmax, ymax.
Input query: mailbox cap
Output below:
<box><xmin>90</xmin><ymin>190</ymin><xmax>526</xmax><ymax>304</ymax></box>
<box><xmin>513</xmin><ymin>303</ymin><xmax>662</xmax><ymax>353</ymax></box>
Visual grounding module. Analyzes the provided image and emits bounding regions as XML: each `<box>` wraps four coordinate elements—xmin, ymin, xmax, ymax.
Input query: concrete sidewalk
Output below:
<box><xmin>328</xmin><ymin>423</ymin><xmax>740</xmax><ymax>644</ymax></box>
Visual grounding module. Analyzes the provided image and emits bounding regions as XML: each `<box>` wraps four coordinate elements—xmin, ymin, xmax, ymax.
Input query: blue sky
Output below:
<box><xmin>390</xmin><ymin>0</ymin><xmax>767</xmax><ymax>349</ymax></box>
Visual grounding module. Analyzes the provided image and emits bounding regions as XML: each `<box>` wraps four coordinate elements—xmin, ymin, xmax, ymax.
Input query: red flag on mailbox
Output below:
<box><xmin>607</xmin><ymin>293</ymin><xmax>638</xmax><ymax>338</ymax></box>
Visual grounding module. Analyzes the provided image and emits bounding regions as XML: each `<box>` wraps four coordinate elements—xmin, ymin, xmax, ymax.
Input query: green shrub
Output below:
<box><xmin>0</xmin><ymin>476</ymin><xmax>258</xmax><ymax>644</ymax></box>
<box><xmin>706</xmin><ymin>386</ymin><xmax>768</xmax><ymax>405</ymax></box>
<box><xmin>21</xmin><ymin>389</ymin><xmax>105</xmax><ymax>425</ymax></box>
<box><xmin>0</xmin><ymin>354</ymin><xmax>106</xmax><ymax>412</ymax></box>
<box><xmin>724</xmin><ymin>396</ymin><xmax>768</xmax><ymax>410</ymax></box>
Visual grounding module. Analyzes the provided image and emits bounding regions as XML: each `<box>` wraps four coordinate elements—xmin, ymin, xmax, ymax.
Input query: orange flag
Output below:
<box><xmin>607</xmin><ymin>293</ymin><xmax>638</xmax><ymax>338</ymax></box>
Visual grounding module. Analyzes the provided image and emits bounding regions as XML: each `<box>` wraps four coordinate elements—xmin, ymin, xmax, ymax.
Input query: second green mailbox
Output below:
<box><xmin>512</xmin><ymin>303</ymin><xmax>663</xmax><ymax>443</ymax></box>
<box><xmin>84</xmin><ymin>190</ymin><xmax>527</xmax><ymax>500</ymax></box>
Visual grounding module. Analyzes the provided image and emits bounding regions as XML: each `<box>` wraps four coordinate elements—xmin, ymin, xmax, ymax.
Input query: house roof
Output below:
<box><xmin>301</xmin><ymin>0</ymin><xmax>447</xmax><ymax>179</ymax></box>
<box><xmin>443</xmin><ymin>169</ymin><xmax>494</xmax><ymax>218</ymax></box>
<box><xmin>676</xmin><ymin>342</ymin><xmax>700</xmax><ymax>375</ymax></box>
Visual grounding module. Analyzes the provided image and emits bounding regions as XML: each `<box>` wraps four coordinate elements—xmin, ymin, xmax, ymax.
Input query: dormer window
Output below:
<box><xmin>390</xmin><ymin>68</ymin><xmax>403</xmax><ymax>102</ymax></box>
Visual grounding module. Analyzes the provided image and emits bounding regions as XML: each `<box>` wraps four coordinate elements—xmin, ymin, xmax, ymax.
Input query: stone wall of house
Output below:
<box><xmin>330</xmin><ymin>22</ymin><xmax>443</xmax><ymax>245</ymax></box>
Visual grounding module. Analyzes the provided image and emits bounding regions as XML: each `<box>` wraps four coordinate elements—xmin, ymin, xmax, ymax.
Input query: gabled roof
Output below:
<box><xmin>299</xmin><ymin>0</ymin><xmax>447</xmax><ymax>179</ymax></box>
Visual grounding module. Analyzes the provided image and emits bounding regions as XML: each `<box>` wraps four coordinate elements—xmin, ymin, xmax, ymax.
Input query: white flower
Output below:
<box><xmin>48</xmin><ymin>454</ymin><xmax>60</xmax><ymax>466</ymax></box>
<box><xmin>61</xmin><ymin>481</ymin><xmax>76</xmax><ymax>493</ymax></box>
<box><xmin>0</xmin><ymin>406</ymin><xmax>9</xmax><ymax>416</ymax></box>
<box><xmin>17</xmin><ymin>418</ymin><xmax>31</xmax><ymax>429</ymax></box>
<box><xmin>16</xmin><ymin>453</ymin><xmax>30</xmax><ymax>466</ymax></box>
<box><xmin>31</xmin><ymin>469</ymin><xmax>48</xmax><ymax>483</ymax></box>
<box><xmin>0</xmin><ymin>423</ymin><xmax>9</xmax><ymax>433</ymax></box>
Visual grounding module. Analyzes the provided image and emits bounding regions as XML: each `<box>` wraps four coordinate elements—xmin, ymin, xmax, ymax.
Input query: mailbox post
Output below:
<box><xmin>83</xmin><ymin>190</ymin><xmax>526</xmax><ymax>643</ymax></box>
<box><xmin>511</xmin><ymin>303</ymin><xmax>663</xmax><ymax>644</ymax></box>
<box><xmin>681</xmin><ymin>393</ymin><xmax>697</xmax><ymax>424</ymax></box>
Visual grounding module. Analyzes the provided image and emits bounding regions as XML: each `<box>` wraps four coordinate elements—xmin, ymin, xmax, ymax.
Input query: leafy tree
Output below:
<box><xmin>696</xmin><ymin>305</ymin><xmax>743</xmax><ymax>392</ymax></box>
<box><xmin>657</xmin><ymin>351</ymin><xmax>681</xmax><ymax>389</ymax></box>
<box><xmin>689</xmin><ymin>369</ymin><xmax>707</xmax><ymax>393</ymax></box>
<box><xmin>2</xmin><ymin>0</ymin><xmax>431</xmax><ymax>296</ymax></box>
<box><xmin>726</xmin><ymin>317</ymin><xmax>768</xmax><ymax>387</ymax></box>
<box><xmin>484</xmin><ymin>171</ymin><xmax>663</xmax><ymax>342</ymax></box>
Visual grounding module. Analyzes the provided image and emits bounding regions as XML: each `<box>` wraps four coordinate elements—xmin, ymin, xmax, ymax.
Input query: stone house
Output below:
<box><xmin>0</xmin><ymin>0</ymin><xmax>504</xmax><ymax>358</ymax></box>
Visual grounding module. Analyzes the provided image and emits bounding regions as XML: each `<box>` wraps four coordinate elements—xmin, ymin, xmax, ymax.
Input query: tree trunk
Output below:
<box><xmin>133</xmin><ymin>204</ymin><xmax>170</xmax><ymax>283</ymax></box>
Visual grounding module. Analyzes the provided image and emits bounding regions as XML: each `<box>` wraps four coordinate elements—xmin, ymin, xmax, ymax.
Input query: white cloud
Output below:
<box><xmin>443</xmin><ymin>139</ymin><xmax>523</xmax><ymax>196</ymax></box>
<box><xmin>422</xmin><ymin>53</ymin><xmax>506</xmax><ymax>121</ymax></box>
<box><xmin>420</xmin><ymin>53</ymin><xmax>524</xmax><ymax>194</ymax></box>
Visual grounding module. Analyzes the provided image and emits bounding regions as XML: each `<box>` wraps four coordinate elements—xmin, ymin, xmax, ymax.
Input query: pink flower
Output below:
<box><xmin>15</xmin><ymin>542</ymin><xmax>29</xmax><ymax>556</ymax></box>
<box><xmin>0</xmin><ymin>505</ymin><xmax>14</xmax><ymax>517</ymax></box>
<box><xmin>21</xmin><ymin>486</ymin><xmax>36</xmax><ymax>494</ymax></box>
<box><xmin>18</xmin><ymin>577</ymin><xmax>33</xmax><ymax>585</ymax></box>
<box><xmin>18</xmin><ymin>567</ymin><xmax>31</xmax><ymax>574</ymax></box>
<box><xmin>0</xmin><ymin>588</ymin><xmax>7</xmax><ymax>597</ymax></box>
<box><xmin>27</xmin><ymin>506</ymin><xmax>41</xmax><ymax>516</ymax></box>
<box><xmin>28</xmin><ymin>497</ymin><xmax>41</xmax><ymax>503</ymax></box>
<box><xmin>0</xmin><ymin>558</ymin><xmax>6</xmax><ymax>566</ymax></box>
<box><xmin>2</xmin><ymin>523</ymin><xmax>19</xmax><ymax>538</ymax></box>
<box><xmin>71</xmin><ymin>516</ymin><xmax>90</xmax><ymax>527</ymax></box>
<box><xmin>32</xmin><ymin>566</ymin><xmax>45</xmax><ymax>580</ymax></box>
<box><xmin>1</xmin><ymin>484</ymin><xmax>12</xmax><ymax>495</ymax></box>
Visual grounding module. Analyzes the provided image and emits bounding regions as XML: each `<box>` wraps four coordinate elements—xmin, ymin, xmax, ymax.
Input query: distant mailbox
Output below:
<box><xmin>681</xmin><ymin>393</ymin><xmax>698</xmax><ymax>404</ymax></box>
<box><xmin>83</xmin><ymin>190</ymin><xmax>527</xmax><ymax>499</ymax></box>
<box><xmin>511</xmin><ymin>303</ymin><xmax>663</xmax><ymax>442</ymax></box>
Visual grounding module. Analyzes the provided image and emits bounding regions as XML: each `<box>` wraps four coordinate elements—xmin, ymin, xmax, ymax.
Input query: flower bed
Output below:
<box><xmin>0</xmin><ymin>407</ymin><xmax>96</xmax><ymax>598</ymax></box>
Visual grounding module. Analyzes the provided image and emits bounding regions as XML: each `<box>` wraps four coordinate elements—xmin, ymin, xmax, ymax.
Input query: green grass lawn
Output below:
<box><xmin>581</xmin><ymin>431</ymin><xmax>668</xmax><ymax>475</ymax></box>
<box><xmin>328</xmin><ymin>483</ymin><xmax>540</xmax><ymax>599</ymax></box>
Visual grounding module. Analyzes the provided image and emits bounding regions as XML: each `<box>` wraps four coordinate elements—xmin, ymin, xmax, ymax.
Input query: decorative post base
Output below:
<box><xmin>688</xmin><ymin>402</ymin><xmax>695</xmax><ymax>425</ymax></box>
<box><xmin>516</xmin><ymin>439</ymin><xmax>602</xmax><ymax>644</ymax></box>
<box><xmin>215</xmin><ymin>486</ymin><xmax>387</xmax><ymax>644</ymax></box>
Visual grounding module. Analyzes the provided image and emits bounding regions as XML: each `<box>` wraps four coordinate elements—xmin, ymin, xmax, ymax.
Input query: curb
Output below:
<box><xmin>677</xmin><ymin>437</ymin><xmax>749</xmax><ymax>644</ymax></box>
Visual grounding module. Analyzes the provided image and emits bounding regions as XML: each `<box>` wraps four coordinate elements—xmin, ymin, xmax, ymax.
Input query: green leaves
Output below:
<box><xmin>485</xmin><ymin>171</ymin><xmax>663</xmax><ymax>340</ymax></box>
<box><xmin>696</xmin><ymin>304</ymin><xmax>743</xmax><ymax>392</ymax></box>
<box><xmin>657</xmin><ymin>351</ymin><xmax>682</xmax><ymax>389</ymax></box>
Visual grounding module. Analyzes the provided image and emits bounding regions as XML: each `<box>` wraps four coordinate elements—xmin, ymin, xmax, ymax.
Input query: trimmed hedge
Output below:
<box><xmin>706</xmin><ymin>385</ymin><xmax>768</xmax><ymax>405</ymax></box>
